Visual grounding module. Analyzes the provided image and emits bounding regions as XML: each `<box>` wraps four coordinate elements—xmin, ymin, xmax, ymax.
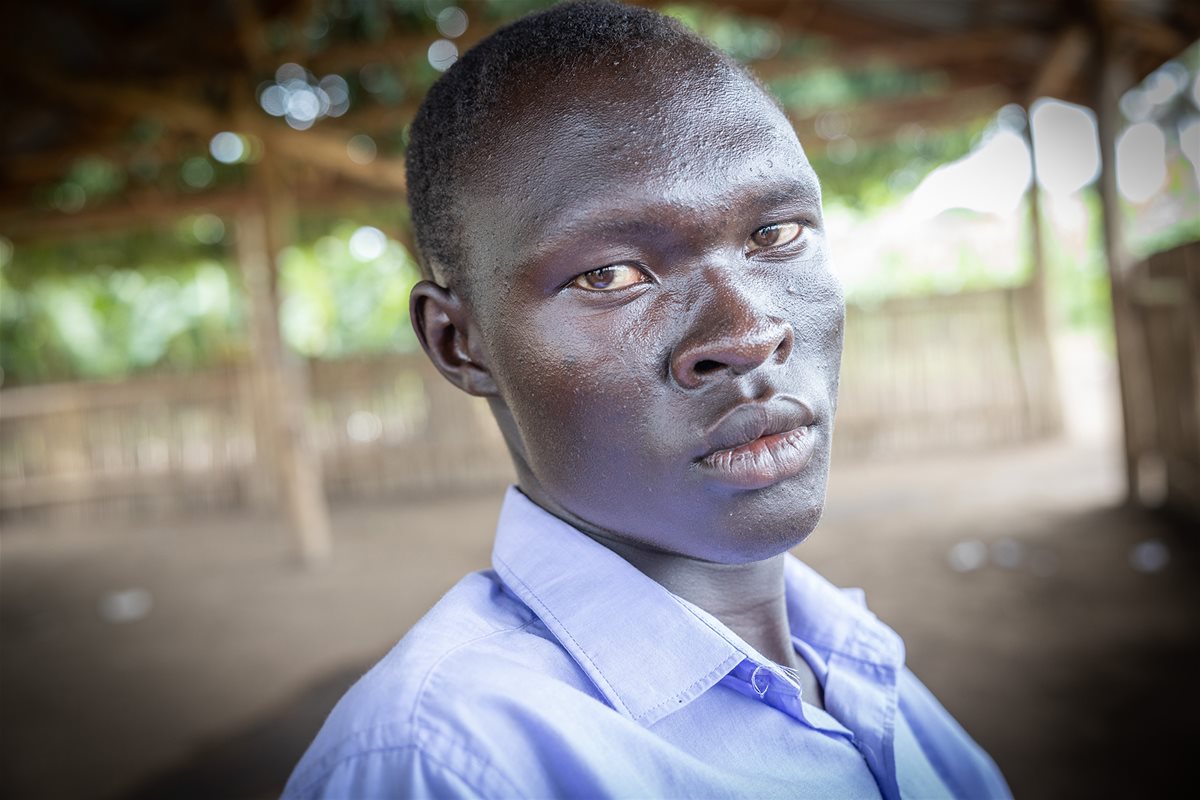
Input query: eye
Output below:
<box><xmin>747</xmin><ymin>221</ymin><xmax>803</xmax><ymax>252</ymax></box>
<box><xmin>571</xmin><ymin>263</ymin><xmax>648</xmax><ymax>292</ymax></box>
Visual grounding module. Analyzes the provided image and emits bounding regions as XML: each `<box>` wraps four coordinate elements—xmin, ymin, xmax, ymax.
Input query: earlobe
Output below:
<box><xmin>410</xmin><ymin>280</ymin><xmax>499</xmax><ymax>397</ymax></box>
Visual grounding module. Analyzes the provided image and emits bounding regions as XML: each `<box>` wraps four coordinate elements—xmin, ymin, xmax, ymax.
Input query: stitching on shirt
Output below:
<box><xmin>493</xmin><ymin>553</ymin><xmax>631</xmax><ymax>718</ymax></box>
<box><xmin>784</xmin><ymin>612</ymin><xmax>899</xmax><ymax>667</ymax></box>
<box><xmin>414</xmin><ymin>723</ymin><xmax>529</xmax><ymax>800</ymax></box>
<box><xmin>294</xmin><ymin>620</ymin><xmax>538</xmax><ymax>799</ymax></box>
<box><xmin>637</xmin><ymin>652</ymin><xmax>744</xmax><ymax>723</ymax></box>
<box><xmin>400</xmin><ymin>620</ymin><xmax>539</xmax><ymax>799</ymax></box>
<box><xmin>409</xmin><ymin>617</ymin><xmax>541</xmax><ymax>731</ymax></box>
<box><xmin>897</xmin><ymin>678</ymin><xmax>971</xmax><ymax>795</ymax></box>
<box><xmin>291</xmin><ymin>740</ymin><xmax>526</xmax><ymax>799</ymax></box>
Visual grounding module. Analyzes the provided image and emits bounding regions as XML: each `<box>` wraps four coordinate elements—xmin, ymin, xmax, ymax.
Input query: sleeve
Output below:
<box><xmin>897</xmin><ymin>668</ymin><xmax>1013</xmax><ymax>800</ymax></box>
<box><xmin>283</xmin><ymin>747</ymin><xmax>495</xmax><ymax>800</ymax></box>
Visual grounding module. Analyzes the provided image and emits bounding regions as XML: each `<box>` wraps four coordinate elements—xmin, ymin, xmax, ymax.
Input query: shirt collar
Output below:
<box><xmin>491</xmin><ymin>486</ymin><xmax>903</xmax><ymax>727</ymax></box>
<box><xmin>783</xmin><ymin>557</ymin><xmax>905</xmax><ymax>670</ymax></box>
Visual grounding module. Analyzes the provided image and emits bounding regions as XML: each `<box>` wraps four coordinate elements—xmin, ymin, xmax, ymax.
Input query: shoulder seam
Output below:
<box><xmin>288</xmin><ymin>740</ymin><xmax>527</xmax><ymax>800</ymax></box>
<box><xmin>290</xmin><ymin>618</ymin><xmax>540</xmax><ymax>800</ymax></box>
<box><xmin>405</xmin><ymin>619</ymin><xmax>539</xmax><ymax>799</ymax></box>
<box><xmin>409</xmin><ymin>617</ymin><xmax>540</xmax><ymax>730</ymax></box>
<box><xmin>292</xmin><ymin>618</ymin><xmax>539</xmax><ymax>799</ymax></box>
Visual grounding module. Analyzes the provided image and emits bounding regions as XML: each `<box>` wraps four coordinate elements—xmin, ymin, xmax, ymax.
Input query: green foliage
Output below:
<box><xmin>662</xmin><ymin>3</ymin><xmax>781</xmax><ymax>62</ymax></box>
<box><xmin>0</xmin><ymin>221</ymin><xmax>419</xmax><ymax>387</ymax></box>
<box><xmin>812</xmin><ymin>123</ymin><xmax>984</xmax><ymax>210</ymax></box>
<box><xmin>5</xmin><ymin>4</ymin><xmax>1195</xmax><ymax>388</ymax></box>
<box><xmin>277</xmin><ymin>222</ymin><xmax>421</xmax><ymax>358</ymax></box>
<box><xmin>770</xmin><ymin>68</ymin><xmax>944</xmax><ymax>114</ymax></box>
<box><xmin>0</xmin><ymin>259</ymin><xmax>245</xmax><ymax>386</ymax></box>
<box><xmin>1045</xmin><ymin>191</ymin><xmax>1114</xmax><ymax>335</ymax></box>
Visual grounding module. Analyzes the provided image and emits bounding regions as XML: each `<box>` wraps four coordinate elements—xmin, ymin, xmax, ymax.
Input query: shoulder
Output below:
<box><xmin>284</xmin><ymin>569</ymin><xmax>599</xmax><ymax>799</ymax></box>
<box><xmin>896</xmin><ymin>668</ymin><xmax>1012</xmax><ymax>798</ymax></box>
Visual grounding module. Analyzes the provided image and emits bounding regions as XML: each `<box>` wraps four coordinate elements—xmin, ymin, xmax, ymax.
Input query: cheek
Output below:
<box><xmin>489</xmin><ymin>304</ymin><xmax>666</xmax><ymax>464</ymax></box>
<box><xmin>791</xmin><ymin>257</ymin><xmax>846</xmax><ymax>375</ymax></box>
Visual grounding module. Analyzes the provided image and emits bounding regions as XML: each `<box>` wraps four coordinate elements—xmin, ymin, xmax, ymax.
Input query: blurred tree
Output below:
<box><xmin>2</xmin><ymin>3</ymin><xmax>1196</xmax><ymax>386</ymax></box>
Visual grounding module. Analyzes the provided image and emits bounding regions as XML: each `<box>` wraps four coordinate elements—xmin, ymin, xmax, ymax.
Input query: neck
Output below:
<box><xmin>500</xmin><ymin>433</ymin><xmax>800</xmax><ymax>670</ymax></box>
<box><xmin>585</xmin><ymin>532</ymin><xmax>801</xmax><ymax>670</ymax></box>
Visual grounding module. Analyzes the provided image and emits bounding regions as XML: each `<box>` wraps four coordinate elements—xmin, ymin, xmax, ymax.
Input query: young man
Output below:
<box><xmin>285</xmin><ymin>2</ymin><xmax>1010</xmax><ymax>797</ymax></box>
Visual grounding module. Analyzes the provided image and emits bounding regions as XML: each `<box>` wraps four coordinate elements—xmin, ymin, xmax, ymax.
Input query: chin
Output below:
<box><xmin>705</xmin><ymin>485</ymin><xmax>827</xmax><ymax>564</ymax></box>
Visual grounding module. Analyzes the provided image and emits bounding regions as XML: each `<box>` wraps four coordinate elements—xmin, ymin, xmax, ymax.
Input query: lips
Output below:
<box><xmin>696</xmin><ymin>398</ymin><xmax>818</xmax><ymax>490</ymax></box>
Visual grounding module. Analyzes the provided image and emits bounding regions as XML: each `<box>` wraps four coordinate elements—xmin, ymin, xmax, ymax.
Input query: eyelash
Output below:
<box><xmin>569</xmin><ymin>263</ymin><xmax>651</xmax><ymax>292</ymax></box>
<box><xmin>747</xmin><ymin>220</ymin><xmax>807</xmax><ymax>253</ymax></box>
<box><xmin>566</xmin><ymin>219</ymin><xmax>810</xmax><ymax>292</ymax></box>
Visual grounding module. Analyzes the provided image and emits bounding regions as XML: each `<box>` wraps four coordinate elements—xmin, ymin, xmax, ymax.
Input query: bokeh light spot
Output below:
<box><xmin>259</xmin><ymin>84</ymin><xmax>288</xmax><ymax>116</ymax></box>
<box><xmin>947</xmin><ymin>540</ymin><xmax>987</xmax><ymax>572</ymax></box>
<box><xmin>52</xmin><ymin>182</ymin><xmax>87</xmax><ymax>213</ymax></box>
<box><xmin>1116</xmin><ymin>122</ymin><xmax>1168</xmax><ymax>203</ymax></box>
<box><xmin>826</xmin><ymin>136</ymin><xmax>857</xmax><ymax>165</ymax></box>
<box><xmin>990</xmin><ymin>537</ymin><xmax>1024</xmax><ymax>569</ymax></box>
<box><xmin>428</xmin><ymin>39</ymin><xmax>458</xmax><ymax>72</ymax></box>
<box><xmin>319</xmin><ymin>74</ymin><xmax>351</xmax><ymax>117</ymax></box>
<box><xmin>99</xmin><ymin>589</ymin><xmax>154</xmax><ymax>623</ymax></box>
<box><xmin>348</xmin><ymin>226</ymin><xmax>387</xmax><ymax>261</ymax></box>
<box><xmin>346</xmin><ymin>410</ymin><xmax>384</xmax><ymax>443</ymax></box>
<box><xmin>192</xmin><ymin>214</ymin><xmax>226</xmax><ymax>245</ymax></box>
<box><xmin>347</xmin><ymin>134</ymin><xmax>377</xmax><ymax>165</ymax></box>
<box><xmin>1130</xmin><ymin>539</ymin><xmax>1170</xmax><ymax>573</ymax></box>
<box><xmin>181</xmin><ymin>157</ymin><xmax>215</xmax><ymax>189</ymax></box>
<box><xmin>1030</xmin><ymin>99</ymin><xmax>1100</xmax><ymax>195</ymax></box>
<box><xmin>209</xmin><ymin>132</ymin><xmax>246</xmax><ymax>164</ymax></box>
<box><xmin>275</xmin><ymin>62</ymin><xmax>307</xmax><ymax>84</ymax></box>
<box><xmin>436</xmin><ymin>7</ymin><xmax>469</xmax><ymax>38</ymax></box>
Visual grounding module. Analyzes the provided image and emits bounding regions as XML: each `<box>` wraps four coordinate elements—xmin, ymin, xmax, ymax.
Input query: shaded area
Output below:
<box><xmin>4</xmin><ymin>435</ymin><xmax>1198</xmax><ymax>799</ymax></box>
<box><xmin>116</xmin><ymin>495</ymin><xmax>1200</xmax><ymax>800</ymax></box>
<box><xmin>120</xmin><ymin>664</ymin><xmax>366</xmax><ymax>800</ymax></box>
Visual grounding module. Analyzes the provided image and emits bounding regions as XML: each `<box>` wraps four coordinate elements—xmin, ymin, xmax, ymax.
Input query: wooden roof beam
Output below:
<box><xmin>1027</xmin><ymin>25</ymin><xmax>1092</xmax><ymax>102</ymax></box>
<box><xmin>0</xmin><ymin>186</ymin><xmax>251</xmax><ymax>242</ymax></box>
<box><xmin>233</xmin><ymin>0</ymin><xmax>273</xmax><ymax>72</ymax></box>
<box><xmin>790</xmin><ymin>83</ymin><xmax>1013</xmax><ymax>146</ymax></box>
<box><xmin>755</xmin><ymin>27</ymin><xmax>1044</xmax><ymax>78</ymax></box>
<box><xmin>0</xmin><ymin>179</ymin><xmax>406</xmax><ymax>244</ymax></box>
<box><xmin>702</xmin><ymin>0</ymin><xmax>930</xmax><ymax>44</ymax></box>
<box><xmin>1118</xmin><ymin>15</ymin><xmax>1189</xmax><ymax>62</ymax></box>
<box><xmin>37</xmin><ymin>77</ymin><xmax>408</xmax><ymax>193</ymax></box>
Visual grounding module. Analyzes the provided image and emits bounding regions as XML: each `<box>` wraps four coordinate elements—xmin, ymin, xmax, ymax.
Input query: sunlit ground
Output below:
<box><xmin>2</xmin><ymin>338</ymin><xmax>1197</xmax><ymax>800</ymax></box>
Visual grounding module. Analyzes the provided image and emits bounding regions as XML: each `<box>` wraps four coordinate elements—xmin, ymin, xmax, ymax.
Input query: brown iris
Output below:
<box><xmin>748</xmin><ymin>221</ymin><xmax>803</xmax><ymax>252</ymax></box>
<box><xmin>572</xmin><ymin>264</ymin><xmax>646</xmax><ymax>291</ymax></box>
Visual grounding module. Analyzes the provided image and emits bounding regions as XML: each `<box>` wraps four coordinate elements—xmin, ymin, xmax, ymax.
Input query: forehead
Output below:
<box><xmin>457</xmin><ymin>64</ymin><xmax>819</xmax><ymax>286</ymax></box>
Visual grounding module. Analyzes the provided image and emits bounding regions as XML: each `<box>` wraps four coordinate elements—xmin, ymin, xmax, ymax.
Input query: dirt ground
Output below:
<box><xmin>2</xmin><ymin>428</ymin><xmax>1198</xmax><ymax>799</ymax></box>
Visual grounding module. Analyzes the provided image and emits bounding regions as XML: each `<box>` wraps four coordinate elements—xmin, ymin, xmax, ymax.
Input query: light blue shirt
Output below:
<box><xmin>285</xmin><ymin>487</ymin><xmax>1010</xmax><ymax>799</ymax></box>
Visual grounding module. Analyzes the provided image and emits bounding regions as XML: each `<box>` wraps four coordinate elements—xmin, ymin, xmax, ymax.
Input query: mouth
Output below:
<box><xmin>696</xmin><ymin>399</ymin><xmax>819</xmax><ymax>490</ymax></box>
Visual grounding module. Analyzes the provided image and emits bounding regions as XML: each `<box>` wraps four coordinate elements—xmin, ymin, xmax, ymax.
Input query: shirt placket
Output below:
<box><xmin>823</xmin><ymin>650</ymin><xmax>902</xmax><ymax>800</ymax></box>
<box><xmin>722</xmin><ymin>659</ymin><xmax>855</xmax><ymax>738</ymax></box>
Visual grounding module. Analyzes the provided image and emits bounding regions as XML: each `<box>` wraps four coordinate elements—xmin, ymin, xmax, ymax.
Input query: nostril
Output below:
<box><xmin>693</xmin><ymin>359</ymin><xmax>723</xmax><ymax>375</ymax></box>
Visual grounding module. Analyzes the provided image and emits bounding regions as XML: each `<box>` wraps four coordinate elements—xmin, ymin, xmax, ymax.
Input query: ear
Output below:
<box><xmin>410</xmin><ymin>280</ymin><xmax>499</xmax><ymax>397</ymax></box>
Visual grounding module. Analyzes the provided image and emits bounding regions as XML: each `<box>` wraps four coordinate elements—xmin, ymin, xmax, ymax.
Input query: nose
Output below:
<box><xmin>670</xmin><ymin>286</ymin><xmax>794</xmax><ymax>390</ymax></box>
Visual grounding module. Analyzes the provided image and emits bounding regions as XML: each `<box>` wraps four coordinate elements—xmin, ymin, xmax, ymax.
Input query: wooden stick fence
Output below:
<box><xmin>1124</xmin><ymin>241</ymin><xmax>1200</xmax><ymax>520</ymax></box>
<box><xmin>0</xmin><ymin>286</ymin><xmax>1059</xmax><ymax>524</ymax></box>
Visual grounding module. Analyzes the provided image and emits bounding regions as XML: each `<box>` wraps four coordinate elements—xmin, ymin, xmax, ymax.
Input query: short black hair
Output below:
<box><xmin>405</xmin><ymin>1</ymin><xmax>745</xmax><ymax>288</ymax></box>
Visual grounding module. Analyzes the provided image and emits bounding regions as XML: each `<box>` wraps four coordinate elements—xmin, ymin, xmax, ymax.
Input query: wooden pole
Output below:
<box><xmin>234</xmin><ymin>161</ymin><xmax>333</xmax><ymax>566</ymax></box>
<box><xmin>1021</xmin><ymin>112</ymin><xmax>1064</xmax><ymax>436</ymax></box>
<box><xmin>1091</xmin><ymin>24</ymin><xmax>1142</xmax><ymax>503</ymax></box>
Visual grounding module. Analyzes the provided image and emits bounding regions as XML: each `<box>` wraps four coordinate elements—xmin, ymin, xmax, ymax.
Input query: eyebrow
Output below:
<box><xmin>524</xmin><ymin>176</ymin><xmax>822</xmax><ymax>258</ymax></box>
<box><xmin>747</xmin><ymin>176</ymin><xmax>823</xmax><ymax>215</ymax></box>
